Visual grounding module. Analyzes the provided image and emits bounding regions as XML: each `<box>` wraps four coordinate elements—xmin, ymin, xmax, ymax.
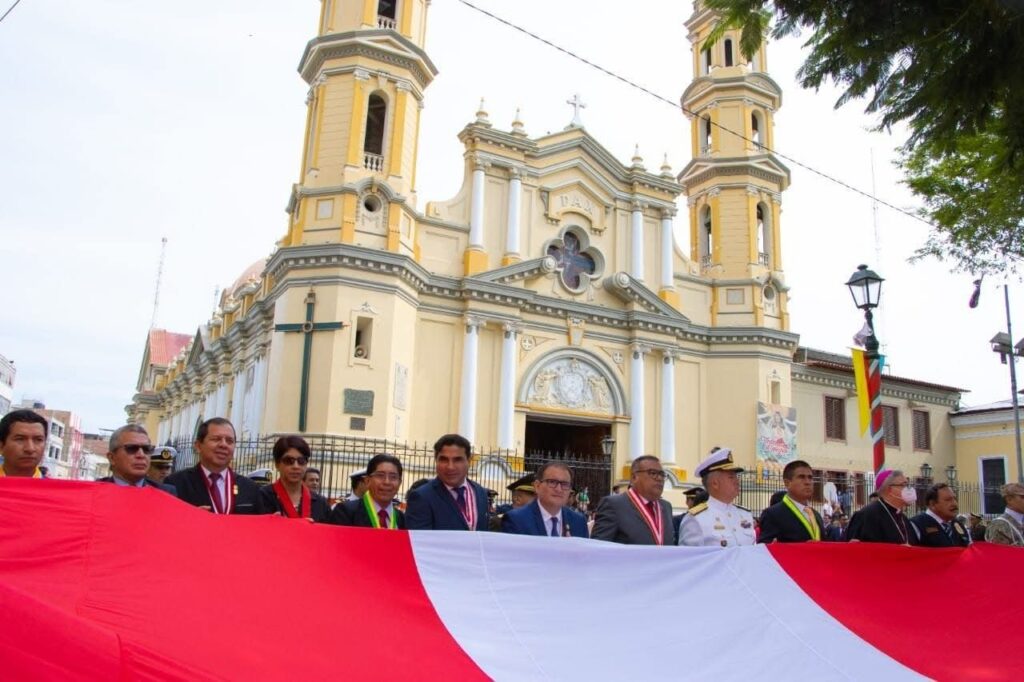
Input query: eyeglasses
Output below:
<box><xmin>151</xmin><ymin>464</ymin><xmax>171</xmax><ymax>471</ymax></box>
<box><xmin>889</xmin><ymin>482</ymin><xmax>911</xmax><ymax>488</ymax></box>
<box><xmin>280</xmin><ymin>456</ymin><xmax>308</xmax><ymax>467</ymax></box>
<box><xmin>369</xmin><ymin>472</ymin><xmax>401</xmax><ymax>482</ymax></box>
<box><xmin>635</xmin><ymin>469</ymin><xmax>667</xmax><ymax>481</ymax></box>
<box><xmin>118</xmin><ymin>444</ymin><xmax>155</xmax><ymax>455</ymax></box>
<box><xmin>539</xmin><ymin>479</ymin><xmax>572</xmax><ymax>490</ymax></box>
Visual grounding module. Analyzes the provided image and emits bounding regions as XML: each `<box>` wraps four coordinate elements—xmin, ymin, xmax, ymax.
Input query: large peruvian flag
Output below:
<box><xmin>0</xmin><ymin>480</ymin><xmax>1018</xmax><ymax>681</ymax></box>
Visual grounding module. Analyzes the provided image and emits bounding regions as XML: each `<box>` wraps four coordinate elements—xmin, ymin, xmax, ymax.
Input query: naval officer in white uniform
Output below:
<box><xmin>678</xmin><ymin>448</ymin><xmax>756</xmax><ymax>547</ymax></box>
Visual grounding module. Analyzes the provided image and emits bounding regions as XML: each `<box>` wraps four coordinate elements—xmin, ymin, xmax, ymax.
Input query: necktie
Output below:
<box><xmin>455</xmin><ymin>486</ymin><xmax>468</xmax><ymax>515</ymax></box>
<box><xmin>378</xmin><ymin>508</ymin><xmax>390</xmax><ymax>529</ymax></box>
<box><xmin>942</xmin><ymin>522</ymin><xmax>953</xmax><ymax>540</ymax></box>
<box><xmin>208</xmin><ymin>472</ymin><xmax>224</xmax><ymax>514</ymax></box>
<box><xmin>550</xmin><ymin>516</ymin><xmax>559</xmax><ymax>537</ymax></box>
<box><xmin>645</xmin><ymin>500</ymin><xmax>656</xmax><ymax>518</ymax></box>
<box><xmin>798</xmin><ymin>503</ymin><xmax>815</xmax><ymax>536</ymax></box>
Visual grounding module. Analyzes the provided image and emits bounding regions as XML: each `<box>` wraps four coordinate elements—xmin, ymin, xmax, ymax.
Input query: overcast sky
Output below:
<box><xmin>0</xmin><ymin>0</ymin><xmax>1016</xmax><ymax>433</ymax></box>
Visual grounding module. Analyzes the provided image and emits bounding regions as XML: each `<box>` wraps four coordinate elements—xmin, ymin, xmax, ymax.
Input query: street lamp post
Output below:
<box><xmin>920</xmin><ymin>462</ymin><xmax>933</xmax><ymax>480</ymax></box>
<box><xmin>846</xmin><ymin>264</ymin><xmax>886</xmax><ymax>474</ymax></box>
<box><xmin>990</xmin><ymin>284</ymin><xmax>1024</xmax><ymax>483</ymax></box>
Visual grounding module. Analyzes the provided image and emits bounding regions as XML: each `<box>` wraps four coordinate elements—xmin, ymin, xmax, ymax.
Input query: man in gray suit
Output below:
<box><xmin>986</xmin><ymin>482</ymin><xmax>1024</xmax><ymax>546</ymax></box>
<box><xmin>591</xmin><ymin>455</ymin><xmax>674</xmax><ymax>545</ymax></box>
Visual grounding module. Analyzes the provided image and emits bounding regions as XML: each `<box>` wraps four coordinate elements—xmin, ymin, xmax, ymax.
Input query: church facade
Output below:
<box><xmin>128</xmin><ymin>1</ymin><xmax>961</xmax><ymax>506</ymax></box>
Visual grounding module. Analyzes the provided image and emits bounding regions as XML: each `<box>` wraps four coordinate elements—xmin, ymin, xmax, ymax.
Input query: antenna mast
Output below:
<box><xmin>150</xmin><ymin>237</ymin><xmax>168</xmax><ymax>329</ymax></box>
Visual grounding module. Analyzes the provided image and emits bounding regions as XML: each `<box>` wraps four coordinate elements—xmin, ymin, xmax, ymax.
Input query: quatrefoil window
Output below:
<box><xmin>545</xmin><ymin>228</ymin><xmax>602</xmax><ymax>293</ymax></box>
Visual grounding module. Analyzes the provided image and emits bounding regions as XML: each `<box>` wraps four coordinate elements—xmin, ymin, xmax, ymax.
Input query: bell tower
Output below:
<box><xmin>281</xmin><ymin>0</ymin><xmax>437</xmax><ymax>254</ymax></box>
<box><xmin>679</xmin><ymin>1</ymin><xmax>791</xmax><ymax>330</ymax></box>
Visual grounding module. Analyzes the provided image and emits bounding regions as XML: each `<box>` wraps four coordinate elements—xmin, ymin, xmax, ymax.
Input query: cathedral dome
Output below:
<box><xmin>226</xmin><ymin>258</ymin><xmax>267</xmax><ymax>300</ymax></box>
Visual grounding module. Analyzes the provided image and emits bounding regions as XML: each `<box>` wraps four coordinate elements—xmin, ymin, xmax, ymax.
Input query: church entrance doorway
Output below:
<box><xmin>524</xmin><ymin>416</ymin><xmax>613</xmax><ymax>509</ymax></box>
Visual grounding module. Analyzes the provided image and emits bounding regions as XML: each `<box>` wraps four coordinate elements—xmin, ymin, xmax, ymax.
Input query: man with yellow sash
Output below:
<box><xmin>758</xmin><ymin>460</ymin><xmax>825</xmax><ymax>543</ymax></box>
<box><xmin>0</xmin><ymin>410</ymin><xmax>49</xmax><ymax>479</ymax></box>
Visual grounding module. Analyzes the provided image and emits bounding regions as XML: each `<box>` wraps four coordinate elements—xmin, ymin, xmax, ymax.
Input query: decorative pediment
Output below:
<box><xmin>603</xmin><ymin>272</ymin><xmax>691</xmax><ymax>321</ymax></box>
<box><xmin>519</xmin><ymin>349</ymin><xmax>625</xmax><ymax>416</ymax></box>
<box><xmin>540</xmin><ymin>181</ymin><xmax>611</xmax><ymax>233</ymax></box>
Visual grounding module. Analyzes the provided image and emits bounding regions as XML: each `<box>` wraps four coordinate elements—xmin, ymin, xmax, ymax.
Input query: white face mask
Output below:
<box><xmin>900</xmin><ymin>487</ymin><xmax>917</xmax><ymax>505</ymax></box>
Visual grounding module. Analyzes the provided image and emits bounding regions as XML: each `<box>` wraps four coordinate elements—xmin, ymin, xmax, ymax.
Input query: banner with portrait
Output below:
<box><xmin>756</xmin><ymin>402</ymin><xmax>797</xmax><ymax>468</ymax></box>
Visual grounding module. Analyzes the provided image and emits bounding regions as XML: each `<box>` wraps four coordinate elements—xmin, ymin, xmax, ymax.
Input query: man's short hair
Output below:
<box><xmin>303</xmin><ymin>467</ymin><xmax>321</xmax><ymax>479</ymax></box>
<box><xmin>768</xmin><ymin>490</ymin><xmax>787</xmax><ymax>506</ymax></box>
<box><xmin>868</xmin><ymin>491</ymin><xmax>880</xmax><ymax>501</ymax></box>
<box><xmin>0</xmin><ymin>409</ymin><xmax>49</xmax><ymax>444</ymax></box>
<box><xmin>196</xmin><ymin>417</ymin><xmax>235</xmax><ymax>442</ymax></box>
<box><xmin>108</xmin><ymin>424</ymin><xmax>149</xmax><ymax>452</ymax></box>
<box><xmin>1001</xmin><ymin>482</ymin><xmax>1024</xmax><ymax>500</ymax></box>
<box><xmin>536</xmin><ymin>461</ymin><xmax>572</xmax><ymax>482</ymax></box>
<box><xmin>271</xmin><ymin>435</ymin><xmax>311</xmax><ymax>462</ymax></box>
<box><xmin>924</xmin><ymin>482</ymin><xmax>952</xmax><ymax>506</ymax></box>
<box><xmin>630</xmin><ymin>455</ymin><xmax>660</xmax><ymax>475</ymax></box>
<box><xmin>367</xmin><ymin>453</ymin><xmax>403</xmax><ymax>477</ymax></box>
<box><xmin>409</xmin><ymin>477</ymin><xmax>431</xmax><ymax>492</ymax></box>
<box><xmin>782</xmin><ymin>460</ymin><xmax>812</xmax><ymax>481</ymax></box>
<box><xmin>433</xmin><ymin>433</ymin><xmax>471</xmax><ymax>458</ymax></box>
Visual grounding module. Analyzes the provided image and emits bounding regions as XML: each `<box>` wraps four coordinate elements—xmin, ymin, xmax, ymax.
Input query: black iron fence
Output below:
<box><xmin>169</xmin><ymin>436</ymin><xmax>612</xmax><ymax>510</ymax></box>
<box><xmin>738</xmin><ymin>472</ymin><xmax>1006</xmax><ymax>519</ymax></box>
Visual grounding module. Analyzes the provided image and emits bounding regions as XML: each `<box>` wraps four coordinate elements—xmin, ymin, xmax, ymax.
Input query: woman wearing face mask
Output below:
<box><xmin>260</xmin><ymin>435</ymin><xmax>331</xmax><ymax>522</ymax></box>
<box><xmin>846</xmin><ymin>469</ymin><xmax>919</xmax><ymax>545</ymax></box>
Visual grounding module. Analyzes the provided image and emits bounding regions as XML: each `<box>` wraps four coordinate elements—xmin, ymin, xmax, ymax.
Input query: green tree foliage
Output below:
<box><xmin>703</xmin><ymin>0</ymin><xmax>1024</xmax><ymax>273</ymax></box>
<box><xmin>901</xmin><ymin>121</ymin><xmax>1024</xmax><ymax>274</ymax></box>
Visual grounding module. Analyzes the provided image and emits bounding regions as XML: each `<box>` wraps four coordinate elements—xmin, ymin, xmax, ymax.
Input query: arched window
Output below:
<box><xmin>701</xmin><ymin>115</ymin><xmax>712</xmax><ymax>154</ymax></box>
<box><xmin>363</xmin><ymin>93</ymin><xmax>387</xmax><ymax>168</ymax></box>
<box><xmin>756</xmin><ymin>202</ymin><xmax>772</xmax><ymax>267</ymax></box>
<box><xmin>700</xmin><ymin>205</ymin><xmax>713</xmax><ymax>267</ymax></box>
<box><xmin>701</xmin><ymin>47</ymin><xmax>712</xmax><ymax>75</ymax></box>
<box><xmin>724</xmin><ymin>39</ymin><xmax>734</xmax><ymax>67</ymax></box>
<box><xmin>751</xmin><ymin>111</ymin><xmax>762</xmax><ymax>148</ymax></box>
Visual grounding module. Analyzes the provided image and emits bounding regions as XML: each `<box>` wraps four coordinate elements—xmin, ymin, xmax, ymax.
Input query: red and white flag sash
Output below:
<box><xmin>457</xmin><ymin>483</ymin><xmax>477</xmax><ymax>531</ymax></box>
<box><xmin>202</xmin><ymin>468</ymin><xmax>235</xmax><ymax>515</ymax></box>
<box><xmin>626</xmin><ymin>489</ymin><xmax>663</xmax><ymax>545</ymax></box>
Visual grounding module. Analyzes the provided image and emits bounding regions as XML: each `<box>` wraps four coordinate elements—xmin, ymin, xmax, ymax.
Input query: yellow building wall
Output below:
<box><xmin>954</xmin><ymin>412</ymin><xmax>1023</xmax><ymax>485</ymax></box>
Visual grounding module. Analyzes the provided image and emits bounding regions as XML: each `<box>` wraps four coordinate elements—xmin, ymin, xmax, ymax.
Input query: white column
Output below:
<box><xmin>497</xmin><ymin>323</ymin><xmax>518</xmax><ymax>450</ymax></box>
<box><xmin>214</xmin><ymin>382</ymin><xmax>228</xmax><ymax>418</ymax></box>
<box><xmin>629</xmin><ymin>344</ymin><xmax>647</xmax><ymax>459</ymax></box>
<box><xmin>230</xmin><ymin>368</ymin><xmax>246</xmax><ymax>423</ymax></box>
<box><xmin>660</xmin><ymin>351</ymin><xmax>676</xmax><ymax>463</ymax></box>
<box><xmin>504</xmin><ymin>169</ymin><xmax>522</xmax><ymax>259</ymax></box>
<box><xmin>458</xmin><ymin>317</ymin><xmax>482</xmax><ymax>442</ymax></box>
<box><xmin>630</xmin><ymin>201</ymin><xmax>644</xmax><ymax>280</ymax></box>
<box><xmin>469</xmin><ymin>161</ymin><xmax>486</xmax><ymax>249</ymax></box>
<box><xmin>660</xmin><ymin>209</ymin><xmax>675</xmax><ymax>292</ymax></box>
<box><xmin>251</xmin><ymin>355</ymin><xmax>268</xmax><ymax>435</ymax></box>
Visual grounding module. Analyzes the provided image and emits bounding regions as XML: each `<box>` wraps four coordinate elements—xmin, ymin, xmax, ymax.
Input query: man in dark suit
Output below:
<box><xmin>501</xmin><ymin>462</ymin><xmax>588</xmax><ymax>538</ymax></box>
<box><xmin>329</xmin><ymin>453</ymin><xmax>406</xmax><ymax>528</ymax></box>
<box><xmin>165</xmin><ymin>418</ymin><xmax>265</xmax><ymax>514</ymax></box>
<box><xmin>97</xmin><ymin>425</ymin><xmax>175</xmax><ymax>494</ymax></box>
<box><xmin>911</xmin><ymin>483</ymin><xmax>971</xmax><ymax>547</ymax></box>
<box><xmin>405</xmin><ymin>434</ymin><xmax>490</xmax><ymax>531</ymax></box>
<box><xmin>758</xmin><ymin>460</ymin><xmax>825</xmax><ymax>543</ymax></box>
<box><xmin>592</xmin><ymin>455</ymin><xmax>674</xmax><ymax>545</ymax></box>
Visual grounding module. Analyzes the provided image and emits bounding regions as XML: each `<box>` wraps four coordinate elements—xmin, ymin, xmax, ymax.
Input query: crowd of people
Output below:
<box><xmin>2</xmin><ymin>408</ymin><xmax>1023</xmax><ymax>548</ymax></box>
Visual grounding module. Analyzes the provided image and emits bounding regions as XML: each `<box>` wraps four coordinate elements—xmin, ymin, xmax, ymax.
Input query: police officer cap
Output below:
<box><xmin>506</xmin><ymin>473</ymin><xmax>536</xmax><ymax>494</ymax></box>
<box><xmin>349</xmin><ymin>469</ymin><xmax>368</xmax><ymax>486</ymax></box>
<box><xmin>695</xmin><ymin>448</ymin><xmax>744</xmax><ymax>478</ymax></box>
<box><xmin>684</xmin><ymin>486</ymin><xmax>706</xmax><ymax>498</ymax></box>
<box><xmin>150</xmin><ymin>446</ymin><xmax>176</xmax><ymax>465</ymax></box>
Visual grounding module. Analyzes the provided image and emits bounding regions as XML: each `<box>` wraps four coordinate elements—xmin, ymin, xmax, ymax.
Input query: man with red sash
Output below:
<box><xmin>405</xmin><ymin>434</ymin><xmax>490</xmax><ymax>531</ymax></box>
<box><xmin>0</xmin><ymin>410</ymin><xmax>49</xmax><ymax>479</ymax></box>
<box><xmin>757</xmin><ymin>460</ymin><xmax>825</xmax><ymax>543</ymax></box>
<box><xmin>679</xmin><ymin>448</ymin><xmax>756</xmax><ymax>547</ymax></box>
<box><xmin>165</xmin><ymin>418</ymin><xmax>266</xmax><ymax>515</ymax></box>
<box><xmin>328</xmin><ymin>453</ymin><xmax>406</xmax><ymax>528</ymax></box>
<box><xmin>591</xmin><ymin>456</ymin><xmax>674</xmax><ymax>545</ymax></box>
